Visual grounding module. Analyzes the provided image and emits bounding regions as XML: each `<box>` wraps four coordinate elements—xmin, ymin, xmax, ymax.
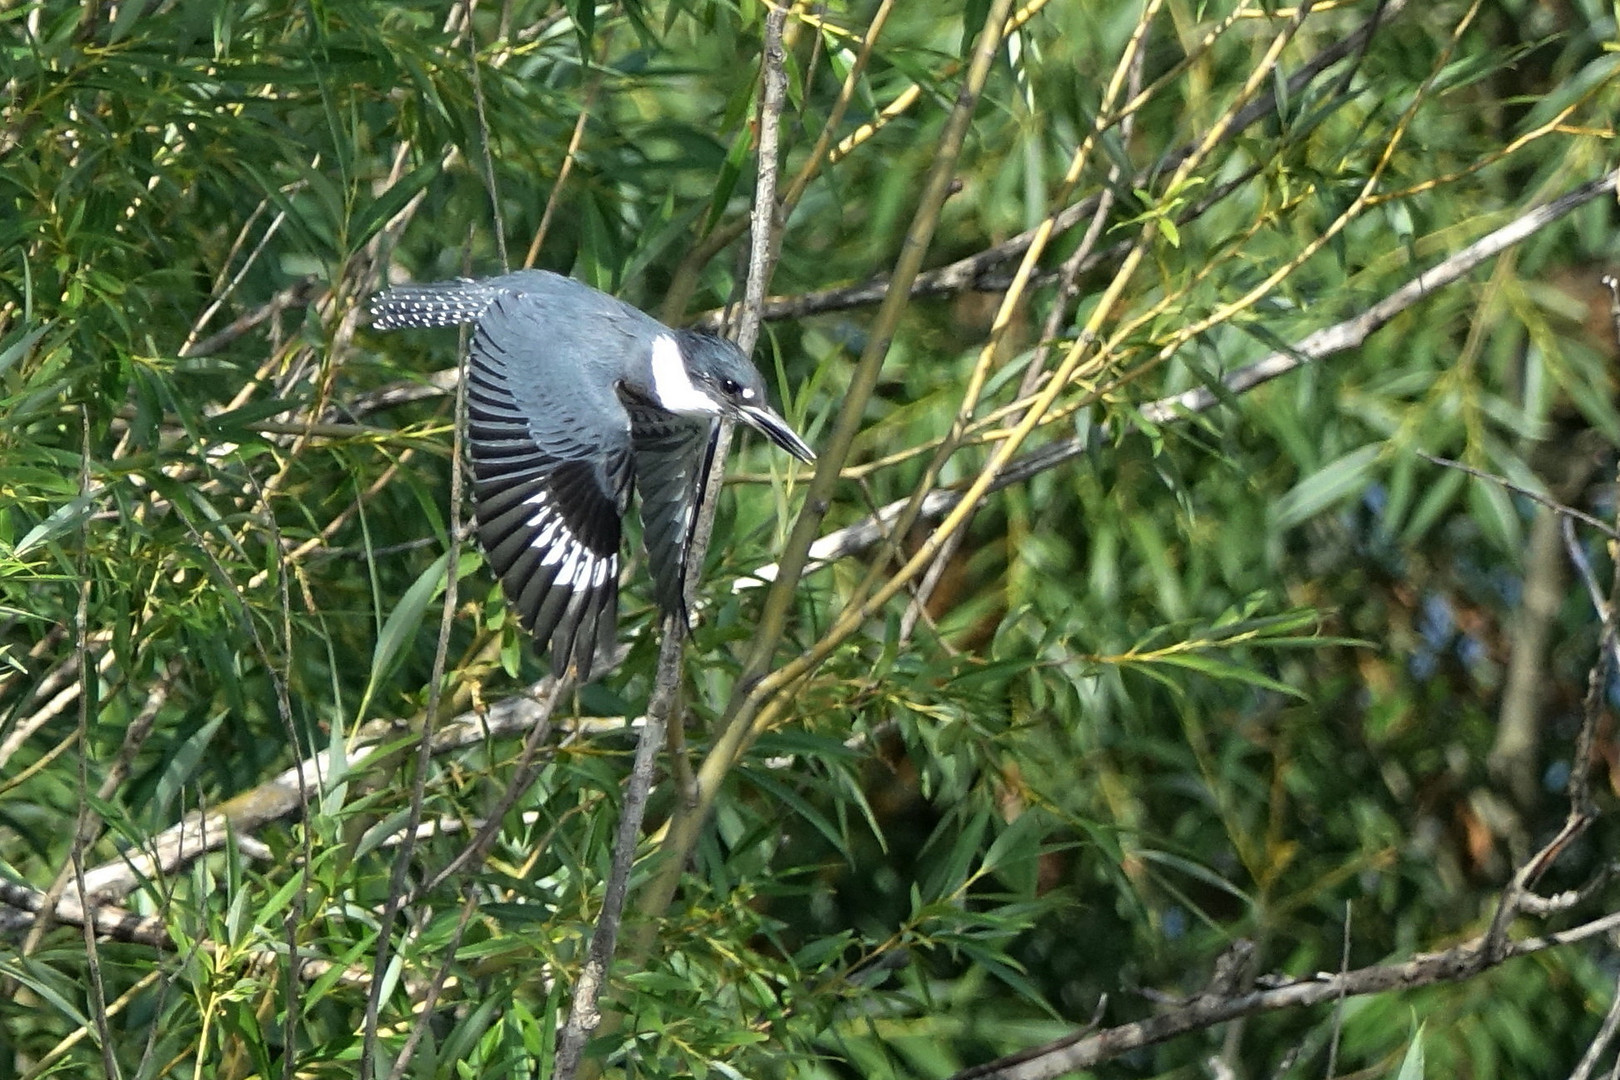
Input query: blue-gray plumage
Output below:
<box><xmin>370</xmin><ymin>270</ymin><xmax>814</xmax><ymax>679</ymax></box>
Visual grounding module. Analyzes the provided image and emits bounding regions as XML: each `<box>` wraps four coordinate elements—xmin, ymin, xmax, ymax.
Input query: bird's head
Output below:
<box><xmin>657</xmin><ymin>331</ymin><xmax>816</xmax><ymax>464</ymax></box>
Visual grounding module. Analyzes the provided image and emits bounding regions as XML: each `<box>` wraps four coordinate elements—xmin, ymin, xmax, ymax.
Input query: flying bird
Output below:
<box><xmin>370</xmin><ymin>270</ymin><xmax>815</xmax><ymax>680</ymax></box>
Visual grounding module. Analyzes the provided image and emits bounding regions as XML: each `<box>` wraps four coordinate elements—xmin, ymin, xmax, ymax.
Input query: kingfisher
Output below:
<box><xmin>371</xmin><ymin>270</ymin><xmax>815</xmax><ymax>680</ymax></box>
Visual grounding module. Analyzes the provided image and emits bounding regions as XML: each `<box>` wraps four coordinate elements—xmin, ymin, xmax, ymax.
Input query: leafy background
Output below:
<box><xmin>2</xmin><ymin>0</ymin><xmax>1619</xmax><ymax>1076</ymax></box>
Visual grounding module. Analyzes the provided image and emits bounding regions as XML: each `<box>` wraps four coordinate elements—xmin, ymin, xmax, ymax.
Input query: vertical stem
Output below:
<box><xmin>556</xmin><ymin>7</ymin><xmax>795</xmax><ymax>1071</ymax></box>
<box><xmin>552</xmin><ymin>619</ymin><xmax>681</xmax><ymax>1079</ymax></box>
<box><xmin>631</xmin><ymin>0</ymin><xmax>1021</xmax><ymax>951</ymax></box>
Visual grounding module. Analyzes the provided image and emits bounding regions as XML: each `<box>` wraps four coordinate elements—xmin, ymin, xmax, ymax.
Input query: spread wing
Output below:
<box><xmin>626</xmin><ymin>401</ymin><xmax>716</xmax><ymax>627</ymax></box>
<box><xmin>463</xmin><ymin>290</ymin><xmax>634</xmax><ymax>680</ymax></box>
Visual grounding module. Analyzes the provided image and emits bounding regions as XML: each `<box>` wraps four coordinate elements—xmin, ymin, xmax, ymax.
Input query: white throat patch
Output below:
<box><xmin>649</xmin><ymin>334</ymin><xmax>723</xmax><ymax>417</ymax></box>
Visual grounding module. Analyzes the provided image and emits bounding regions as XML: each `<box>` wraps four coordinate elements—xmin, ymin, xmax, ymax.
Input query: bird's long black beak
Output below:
<box><xmin>738</xmin><ymin>404</ymin><xmax>815</xmax><ymax>464</ymax></box>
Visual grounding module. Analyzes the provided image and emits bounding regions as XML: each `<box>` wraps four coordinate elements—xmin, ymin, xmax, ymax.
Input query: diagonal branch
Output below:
<box><xmin>947</xmin><ymin>909</ymin><xmax>1620</xmax><ymax>1080</ymax></box>
<box><xmin>737</xmin><ymin>165</ymin><xmax>1620</xmax><ymax>589</ymax></box>
<box><xmin>73</xmin><ymin>678</ymin><xmax>572</xmax><ymax>903</ymax></box>
<box><xmin>629</xmin><ymin>0</ymin><xmax>1024</xmax><ymax>959</ymax></box>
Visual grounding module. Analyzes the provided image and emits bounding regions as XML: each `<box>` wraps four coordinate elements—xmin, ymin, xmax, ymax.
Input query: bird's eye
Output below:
<box><xmin>720</xmin><ymin>378</ymin><xmax>743</xmax><ymax>396</ymax></box>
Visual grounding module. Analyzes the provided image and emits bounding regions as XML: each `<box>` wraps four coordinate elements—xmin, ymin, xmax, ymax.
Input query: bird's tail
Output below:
<box><xmin>370</xmin><ymin>279</ymin><xmax>496</xmax><ymax>330</ymax></box>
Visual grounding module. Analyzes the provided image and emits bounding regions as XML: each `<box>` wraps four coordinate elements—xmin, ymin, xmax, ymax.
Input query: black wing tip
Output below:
<box><xmin>534</xmin><ymin>575</ymin><xmax>620</xmax><ymax>682</ymax></box>
<box><xmin>492</xmin><ymin>534</ymin><xmax>619</xmax><ymax>682</ymax></box>
<box><xmin>654</xmin><ymin>575</ymin><xmax>694</xmax><ymax>635</ymax></box>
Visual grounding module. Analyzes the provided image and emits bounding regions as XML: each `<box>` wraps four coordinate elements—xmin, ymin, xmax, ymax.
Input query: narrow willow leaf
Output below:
<box><xmin>1395</xmin><ymin>1020</ymin><xmax>1427</xmax><ymax>1080</ymax></box>
<box><xmin>361</xmin><ymin>550</ymin><xmax>451</xmax><ymax>717</ymax></box>
<box><xmin>12</xmin><ymin>487</ymin><xmax>100</xmax><ymax>559</ymax></box>
<box><xmin>349</xmin><ymin>158</ymin><xmax>443</xmax><ymax>251</ymax></box>
<box><xmin>1273</xmin><ymin>444</ymin><xmax>1382</xmax><ymax>529</ymax></box>
<box><xmin>1142</xmin><ymin>652</ymin><xmax>1305</xmax><ymax>699</ymax></box>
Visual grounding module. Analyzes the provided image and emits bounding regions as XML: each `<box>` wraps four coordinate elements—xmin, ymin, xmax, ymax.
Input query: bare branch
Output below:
<box><xmin>555</xmin><ymin>9</ymin><xmax>795</xmax><ymax>1074</ymax></box>
<box><xmin>948</xmin><ymin>910</ymin><xmax>1620</xmax><ymax>1080</ymax></box>
<box><xmin>179</xmin><ymin>279</ymin><xmax>322</xmax><ymax>358</ymax></box>
<box><xmin>739</xmin><ymin>167</ymin><xmax>1620</xmax><ymax>589</ymax></box>
<box><xmin>1139</xmin><ymin>167</ymin><xmax>1620</xmax><ymax>424</ymax></box>
<box><xmin>1569</xmin><ymin>969</ymin><xmax>1620</xmax><ymax>1080</ymax></box>
<box><xmin>75</xmin><ymin>677</ymin><xmax>572</xmax><ymax>902</ymax></box>
<box><xmin>1419</xmin><ymin>453</ymin><xmax>1619</xmax><ymax>541</ymax></box>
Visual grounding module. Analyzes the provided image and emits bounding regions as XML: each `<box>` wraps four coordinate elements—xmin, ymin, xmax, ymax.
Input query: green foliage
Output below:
<box><xmin>3</xmin><ymin>0</ymin><xmax>1620</xmax><ymax>1077</ymax></box>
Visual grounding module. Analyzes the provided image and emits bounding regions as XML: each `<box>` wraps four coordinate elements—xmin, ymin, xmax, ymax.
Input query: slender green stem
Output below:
<box><xmin>630</xmin><ymin>0</ymin><xmax>1022</xmax><ymax>950</ymax></box>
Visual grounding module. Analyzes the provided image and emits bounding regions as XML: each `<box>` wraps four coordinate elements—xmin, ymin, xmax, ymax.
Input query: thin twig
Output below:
<box><xmin>1603</xmin><ymin>274</ymin><xmax>1620</xmax><ymax>349</ymax></box>
<box><xmin>1569</xmin><ymin>969</ymin><xmax>1620</xmax><ymax>1080</ymax></box>
<box><xmin>179</xmin><ymin>279</ymin><xmax>320</xmax><ymax>358</ymax></box>
<box><xmin>552</xmin><ymin>620</ymin><xmax>682</xmax><ymax>1077</ymax></box>
<box><xmin>68</xmin><ymin>405</ymin><xmax>119</xmax><ymax>1079</ymax></box>
<box><xmin>240</xmin><ymin>455</ymin><xmax>316</xmax><ymax>1080</ymax></box>
<box><xmin>1483</xmin><ymin>461</ymin><xmax>1620</xmax><ymax>960</ymax></box>
<box><xmin>415</xmin><ymin>677</ymin><xmax>566</xmax><ymax>897</ymax></box>
<box><xmin>1416</xmin><ymin>454</ymin><xmax>1617</xmax><ymax>539</ymax></box>
<box><xmin>555</xmin><ymin>10</ymin><xmax>797</xmax><ymax>1071</ymax></box>
<box><xmin>774</xmin><ymin>0</ymin><xmax>894</xmax><ymax>229</ymax></box>
<box><xmin>467</xmin><ymin>0</ymin><xmax>507</xmax><ymax>271</ymax></box>
<box><xmin>385</xmin><ymin>887</ymin><xmax>481</xmax><ymax>1080</ymax></box>
<box><xmin>362</xmin><ymin>241</ymin><xmax>476</xmax><ymax>1077</ymax></box>
<box><xmin>737</xmin><ymin>167</ymin><xmax>1620</xmax><ymax>589</ymax></box>
<box><xmin>524</xmin><ymin>33</ymin><xmax>610</xmax><ymax>269</ymax></box>
<box><xmin>1325</xmin><ymin>901</ymin><xmax>1352</xmax><ymax>1078</ymax></box>
<box><xmin>12</xmin><ymin>970</ymin><xmax>164</xmax><ymax>1080</ymax></box>
<box><xmin>945</xmin><ymin>908</ymin><xmax>1620</xmax><ymax>1080</ymax></box>
<box><xmin>0</xmin><ymin>646</ymin><xmax>113</xmax><ymax>785</ymax></box>
<box><xmin>179</xmin><ymin>207</ymin><xmax>290</xmax><ymax>357</ymax></box>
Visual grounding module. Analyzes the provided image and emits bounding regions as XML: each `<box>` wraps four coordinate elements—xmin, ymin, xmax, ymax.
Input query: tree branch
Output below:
<box><xmin>737</xmin><ymin>165</ymin><xmax>1620</xmax><ymax>589</ymax></box>
<box><xmin>948</xmin><ymin>910</ymin><xmax>1620</xmax><ymax>1080</ymax></box>
<box><xmin>685</xmin><ymin>0</ymin><xmax>1408</xmax><ymax>333</ymax></box>
<box><xmin>553</xmin><ymin>9</ymin><xmax>796</xmax><ymax>1075</ymax></box>
<box><xmin>72</xmin><ymin>677</ymin><xmax>573</xmax><ymax>903</ymax></box>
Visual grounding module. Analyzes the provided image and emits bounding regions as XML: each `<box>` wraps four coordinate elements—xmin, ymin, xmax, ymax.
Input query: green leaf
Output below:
<box><xmin>349</xmin><ymin>158</ymin><xmax>443</xmax><ymax>252</ymax></box>
<box><xmin>981</xmin><ymin>810</ymin><xmax>1044</xmax><ymax>892</ymax></box>
<box><xmin>1273</xmin><ymin>444</ymin><xmax>1382</xmax><ymax>529</ymax></box>
<box><xmin>1145</xmin><ymin>651</ymin><xmax>1306</xmax><ymax>699</ymax></box>
<box><xmin>360</xmin><ymin>550</ymin><xmax>451</xmax><ymax>718</ymax></box>
<box><xmin>1395</xmin><ymin>1020</ymin><xmax>1427</xmax><ymax>1080</ymax></box>
<box><xmin>1467</xmin><ymin>474</ymin><xmax>1524</xmax><ymax>558</ymax></box>
<box><xmin>0</xmin><ymin>323</ymin><xmax>48</xmax><ymax>378</ymax></box>
<box><xmin>702</xmin><ymin>126</ymin><xmax>752</xmax><ymax>236</ymax></box>
<box><xmin>12</xmin><ymin>487</ymin><xmax>101</xmax><ymax>559</ymax></box>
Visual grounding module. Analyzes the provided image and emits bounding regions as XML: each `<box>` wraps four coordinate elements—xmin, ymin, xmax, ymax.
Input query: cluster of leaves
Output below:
<box><xmin>2</xmin><ymin>0</ymin><xmax>1619</xmax><ymax>1076</ymax></box>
